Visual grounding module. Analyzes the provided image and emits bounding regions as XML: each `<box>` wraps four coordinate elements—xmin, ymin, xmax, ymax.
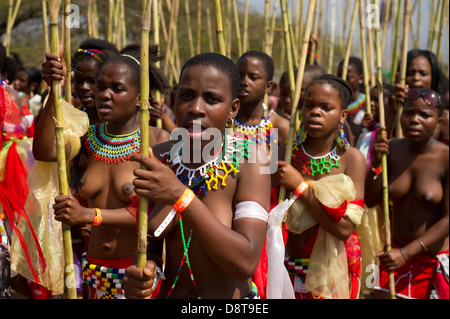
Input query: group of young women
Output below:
<box><xmin>3</xmin><ymin>34</ymin><xmax>448</xmax><ymax>300</ymax></box>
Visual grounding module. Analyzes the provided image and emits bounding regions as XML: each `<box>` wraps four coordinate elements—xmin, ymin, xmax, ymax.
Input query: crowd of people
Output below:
<box><xmin>0</xmin><ymin>28</ymin><xmax>448</xmax><ymax>300</ymax></box>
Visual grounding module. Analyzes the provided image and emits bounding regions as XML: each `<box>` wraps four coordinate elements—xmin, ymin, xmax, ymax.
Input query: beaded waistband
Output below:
<box><xmin>81</xmin><ymin>252</ymin><xmax>127</xmax><ymax>295</ymax></box>
<box><xmin>284</xmin><ymin>257</ymin><xmax>310</xmax><ymax>277</ymax></box>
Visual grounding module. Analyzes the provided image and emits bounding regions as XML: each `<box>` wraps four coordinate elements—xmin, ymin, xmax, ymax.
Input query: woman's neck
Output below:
<box><xmin>237</xmin><ymin>100</ymin><xmax>265</xmax><ymax>124</ymax></box>
<box><xmin>303</xmin><ymin>133</ymin><xmax>337</xmax><ymax>156</ymax></box>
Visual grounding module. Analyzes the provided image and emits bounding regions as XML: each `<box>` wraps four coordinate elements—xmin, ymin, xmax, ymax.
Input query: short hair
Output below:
<box><xmin>405</xmin><ymin>49</ymin><xmax>442</xmax><ymax>91</ymax></box>
<box><xmin>179</xmin><ymin>52</ymin><xmax>240</xmax><ymax>99</ymax></box>
<box><xmin>22</xmin><ymin>66</ymin><xmax>42</xmax><ymax>94</ymax></box>
<box><xmin>0</xmin><ymin>43</ymin><xmax>6</xmax><ymax>73</ymax></box>
<box><xmin>338</xmin><ymin>56</ymin><xmax>363</xmax><ymax>75</ymax></box>
<box><xmin>238</xmin><ymin>50</ymin><xmax>275</xmax><ymax>81</ymax></box>
<box><xmin>99</xmin><ymin>44</ymin><xmax>170</xmax><ymax>95</ymax></box>
<box><xmin>72</xmin><ymin>38</ymin><xmax>118</xmax><ymax>68</ymax></box>
<box><xmin>306</xmin><ymin>74</ymin><xmax>352</xmax><ymax>109</ymax></box>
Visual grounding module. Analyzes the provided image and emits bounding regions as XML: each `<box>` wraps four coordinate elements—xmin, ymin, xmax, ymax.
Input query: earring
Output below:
<box><xmin>336</xmin><ymin>123</ymin><xmax>350</xmax><ymax>149</ymax></box>
<box><xmin>297</xmin><ymin>122</ymin><xmax>307</xmax><ymax>145</ymax></box>
<box><xmin>225</xmin><ymin>117</ymin><xmax>234</xmax><ymax>136</ymax></box>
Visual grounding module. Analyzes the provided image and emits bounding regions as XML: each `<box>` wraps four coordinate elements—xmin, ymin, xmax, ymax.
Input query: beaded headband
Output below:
<box><xmin>77</xmin><ymin>48</ymin><xmax>104</xmax><ymax>63</ymax></box>
<box><xmin>120</xmin><ymin>54</ymin><xmax>140</xmax><ymax>66</ymax></box>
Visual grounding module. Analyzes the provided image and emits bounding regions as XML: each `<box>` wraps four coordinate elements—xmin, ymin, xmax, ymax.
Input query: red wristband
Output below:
<box><xmin>173</xmin><ymin>188</ymin><xmax>195</xmax><ymax>213</ymax></box>
<box><xmin>294</xmin><ymin>181</ymin><xmax>309</xmax><ymax>198</ymax></box>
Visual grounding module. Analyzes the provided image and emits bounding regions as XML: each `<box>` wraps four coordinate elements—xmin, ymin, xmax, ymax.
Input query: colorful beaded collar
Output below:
<box><xmin>160</xmin><ymin>135</ymin><xmax>252</xmax><ymax>299</ymax></box>
<box><xmin>85</xmin><ymin>123</ymin><xmax>140</xmax><ymax>164</ymax></box>
<box><xmin>292</xmin><ymin>143</ymin><xmax>340</xmax><ymax>177</ymax></box>
<box><xmin>233</xmin><ymin>104</ymin><xmax>277</xmax><ymax>147</ymax></box>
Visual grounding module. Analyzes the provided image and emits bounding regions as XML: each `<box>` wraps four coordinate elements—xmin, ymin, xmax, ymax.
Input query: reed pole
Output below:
<box><xmin>430</xmin><ymin>0</ymin><xmax>445</xmax><ymax>52</ymax></box>
<box><xmin>341</xmin><ymin>0</ymin><xmax>359</xmax><ymax>81</ymax></box>
<box><xmin>206</xmin><ymin>6</ymin><xmax>215</xmax><ymax>52</ymax></box>
<box><xmin>278</xmin><ymin>0</ymin><xmax>317</xmax><ymax>204</ymax></box>
<box><xmin>390</xmin><ymin>0</ymin><xmax>402</xmax><ymax>84</ymax></box>
<box><xmin>214</xmin><ymin>0</ymin><xmax>227</xmax><ymax>56</ymax></box>
<box><xmin>107</xmin><ymin>0</ymin><xmax>114</xmax><ymax>42</ymax></box>
<box><xmin>373</xmin><ymin>0</ymin><xmax>396</xmax><ymax>299</ymax></box>
<box><xmin>231</xmin><ymin>0</ymin><xmax>243</xmax><ymax>57</ymax></box>
<box><xmin>394</xmin><ymin>0</ymin><xmax>412</xmax><ymax>138</ymax></box>
<box><xmin>381</xmin><ymin>0</ymin><xmax>391</xmax><ymax>54</ymax></box>
<box><xmin>436</xmin><ymin>0</ymin><xmax>447</xmax><ymax>58</ymax></box>
<box><xmin>243</xmin><ymin>0</ymin><xmax>249</xmax><ymax>53</ymax></box>
<box><xmin>138</xmin><ymin>0</ymin><xmax>152</xmax><ymax>270</ymax></box>
<box><xmin>63</xmin><ymin>0</ymin><xmax>71</xmax><ymax>105</ymax></box>
<box><xmin>359</xmin><ymin>0</ymin><xmax>371</xmax><ymax>114</ymax></box>
<box><xmin>152</xmin><ymin>0</ymin><xmax>163</xmax><ymax>129</ymax></box>
<box><xmin>196</xmin><ymin>0</ymin><xmax>202</xmax><ymax>54</ymax></box>
<box><xmin>327</xmin><ymin>0</ymin><xmax>336</xmax><ymax>74</ymax></box>
<box><xmin>263</xmin><ymin>0</ymin><xmax>272</xmax><ymax>52</ymax></box>
<box><xmin>184</xmin><ymin>0</ymin><xmax>195</xmax><ymax>57</ymax></box>
<box><xmin>49</xmin><ymin>0</ymin><xmax>77</xmax><ymax>299</ymax></box>
<box><xmin>309</xmin><ymin>0</ymin><xmax>319</xmax><ymax>65</ymax></box>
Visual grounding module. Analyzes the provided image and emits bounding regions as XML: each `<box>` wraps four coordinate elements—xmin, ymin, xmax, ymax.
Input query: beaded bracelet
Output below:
<box><xmin>173</xmin><ymin>188</ymin><xmax>195</xmax><ymax>213</ymax></box>
<box><xmin>370</xmin><ymin>164</ymin><xmax>382</xmax><ymax>175</ymax></box>
<box><xmin>294</xmin><ymin>181</ymin><xmax>309</xmax><ymax>198</ymax></box>
<box><xmin>92</xmin><ymin>208</ymin><xmax>103</xmax><ymax>226</ymax></box>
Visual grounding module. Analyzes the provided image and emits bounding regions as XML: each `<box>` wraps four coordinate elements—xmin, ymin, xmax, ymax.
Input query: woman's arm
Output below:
<box><xmin>131</xmin><ymin>144</ymin><xmax>270</xmax><ymax>280</ymax></box>
<box><xmin>52</xmin><ymin>195</ymin><xmax>137</xmax><ymax>229</ymax></box>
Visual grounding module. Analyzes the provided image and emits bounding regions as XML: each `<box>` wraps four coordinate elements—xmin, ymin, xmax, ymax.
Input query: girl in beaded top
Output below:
<box><xmin>33</xmin><ymin>44</ymin><xmax>170</xmax><ymax>299</ymax></box>
<box><xmin>276</xmin><ymin>74</ymin><xmax>366</xmax><ymax>299</ymax></box>
<box><xmin>123</xmin><ymin>53</ymin><xmax>271</xmax><ymax>299</ymax></box>
<box><xmin>366</xmin><ymin>88</ymin><xmax>449</xmax><ymax>299</ymax></box>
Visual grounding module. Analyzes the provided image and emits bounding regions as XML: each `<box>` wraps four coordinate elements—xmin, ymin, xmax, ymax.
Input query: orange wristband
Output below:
<box><xmin>294</xmin><ymin>181</ymin><xmax>309</xmax><ymax>198</ymax></box>
<box><xmin>173</xmin><ymin>188</ymin><xmax>195</xmax><ymax>213</ymax></box>
<box><xmin>370</xmin><ymin>164</ymin><xmax>382</xmax><ymax>175</ymax></box>
<box><xmin>92</xmin><ymin>208</ymin><xmax>102</xmax><ymax>226</ymax></box>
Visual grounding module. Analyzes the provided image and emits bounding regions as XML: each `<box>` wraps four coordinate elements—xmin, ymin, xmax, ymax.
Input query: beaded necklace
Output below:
<box><xmin>347</xmin><ymin>93</ymin><xmax>366</xmax><ymax>115</ymax></box>
<box><xmin>85</xmin><ymin>123</ymin><xmax>140</xmax><ymax>164</ymax></box>
<box><xmin>292</xmin><ymin>143</ymin><xmax>340</xmax><ymax>177</ymax></box>
<box><xmin>161</xmin><ymin>135</ymin><xmax>252</xmax><ymax>298</ymax></box>
<box><xmin>233</xmin><ymin>103</ymin><xmax>277</xmax><ymax>147</ymax></box>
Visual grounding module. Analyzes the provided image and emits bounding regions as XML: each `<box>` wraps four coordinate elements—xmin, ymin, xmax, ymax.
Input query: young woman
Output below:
<box><xmin>387</xmin><ymin>49</ymin><xmax>442</xmax><ymax>138</ymax></box>
<box><xmin>123</xmin><ymin>53</ymin><xmax>271</xmax><ymax>299</ymax></box>
<box><xmin>367</xmin><ymin>88</ymin><xmax>449</xmax><ymax>299</ymax></box>
<box><xmin>276</xmin><ymin>74</ymin><xmax>366</xmax><ymax>299</ymax></box>
<box><xmin>31</xmin><ymin>46</ymin><xmax>170</xmax><ymax>299</ymax></box>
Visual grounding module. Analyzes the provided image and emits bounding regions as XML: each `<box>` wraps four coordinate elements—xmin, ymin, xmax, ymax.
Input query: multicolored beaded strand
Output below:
<box><xmin>233</xmin><ymin>104</ymin><xmax>277</xmax><ymax>147</ymax></box>
<box><xmin>85</xmin><ymin>123</ymin><xmax>140</xmax><ymax>164</ymax></box>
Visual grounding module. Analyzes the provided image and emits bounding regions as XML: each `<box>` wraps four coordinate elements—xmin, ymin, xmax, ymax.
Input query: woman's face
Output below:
<box><xmin>95</xmin><ymin>62</ymin><xmax>139</xmax><ymax>124</ymax></box>
<box><xmin>13</xmin><ymin>70</ymin><xmax>29</xmax><ymax>94</ymax></box>
<box><xmin>302</xmin><ymin>83</ymin><xmax>346</xmax><ymax>139</ymax></box>
<box><xmin>175</xmin><ymin>65</ymin><xmax>239</xmax><ymax>143</ymax></box>
<box><xmin>406</xmin><ymin>55</ymin><xmax>433</xmax><ymax>89</ymax></box>
<box><xmin>237</xmin><ymin>56</ymin><xmax>272</xmax><ymax>107</ymax></box>
<box><xmin>401</xmin><ymin>98</ymin><xmax>440</xmax><ymax>143</ymax></box>
<box><xmin>73</xmin><ymin>57</ymin><xmax>101</xmax><ymax>109</ymax></box>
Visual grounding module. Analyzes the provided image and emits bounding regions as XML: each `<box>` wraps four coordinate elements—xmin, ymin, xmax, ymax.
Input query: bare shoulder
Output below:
<box><xmin>269</xmin><ymin>111</ymin><xmax>290</xmax><ymax>143</ymax></box>
<box><xmin>150</xmin><ymin>139</ymin><xmax>178</xmax><ymax>161</ymax></box>
<box><xmin>149</xmin><ymin>126</ymin><xmax>171</xmax><ymax>146</ymax></box>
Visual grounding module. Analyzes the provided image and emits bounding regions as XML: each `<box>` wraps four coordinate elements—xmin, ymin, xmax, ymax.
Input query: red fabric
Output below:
<box><xmin>376</xmin><ymin>242</ymin><xmax>438</xmax><ymax>299</ymax></box>
<box><xmin>320</xmin><ymin>200</ymin><xmax>348</xmax><ymax>223</ymax></box>
<box><xmin>433</xmin><ymin>251</ymin><xmax>449</xmax><ymax>299</ymax></box>
<box><xmin>0</xmin><ymin>183</ymin><xmax>46</xmax><ymax>284</ymax></box>
<box><xmin>2</xmin><ymin>141</ymin><xmax>29</xmax><ymax>210</ymax></box>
